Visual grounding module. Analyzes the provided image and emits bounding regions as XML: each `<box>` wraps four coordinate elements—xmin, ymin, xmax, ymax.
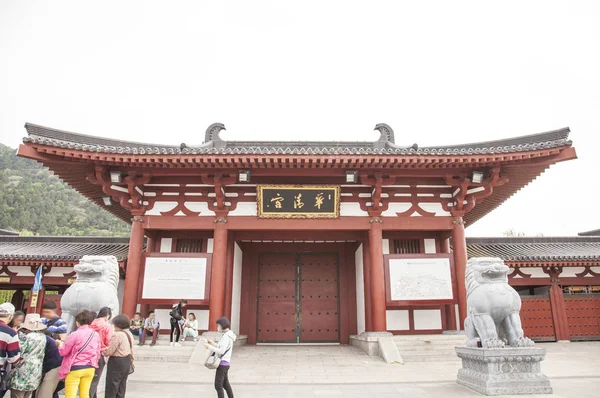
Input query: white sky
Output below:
<box><xmin>0</xmin><ymin>1</ymin><xmax>598</xmax><ymax>237</ymax></box>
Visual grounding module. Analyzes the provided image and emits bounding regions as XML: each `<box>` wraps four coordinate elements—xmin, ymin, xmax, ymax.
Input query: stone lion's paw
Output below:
<box><xmin>482</xmin><ymin>338</ymin><xmax>505</xmax><ymax>349</ymax></box>
<box><xmin>515</xmin><ymin>337</ymin><xmax>535</xmax><ymax>347</ymax></box>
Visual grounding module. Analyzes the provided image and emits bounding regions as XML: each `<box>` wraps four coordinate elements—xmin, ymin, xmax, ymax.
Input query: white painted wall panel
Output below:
<box><xmin>413</xmin><ymin>309</ymin><xmax>442</xmax><ymax>330</ymax></box>
<box><xmin>45</xmin><ymin>266</ymin><xmax>74</xmax><ymax>277</ymax></box>
<box><xmin>519</xmin><ymin>268</ymin><xmax>549</xmax><ymax>278</ymax></box>
<box><xmin>559</xmin><ymin>267</ymin><xmax>586</xmax><ymax>278</ymax></box>
<box><xmin>207</xmin><ymin>239</ymin><xmax>214</xmax><ymax>253</ymax></box>
<box><xmin>154</xmin><ymin>309</ymin><xmax>171</xmax><ymax>330</ymax></box>
<box><xmin>355</xmin><ymin>244</ymin><xmax>365</xmax><ymax>334</ymax></box>
<box><xmin>228</xmin><ymin>202</ymin><xmax>257</xmax><ymax>216</ymax></box>
<box><xmin>231</xmin><ymin>243</ymin><xmax>243</xmax><ymax>335</ymax></box>
<box><xmin>340</xmin><ymin>202</ymin><xmax>368</xmax><ymax>216</ymax></box>
<box><xmin>386</xmin><ymin>310</ymin><xmax>410</xmax><ymax>330</ymax></box>
<box><xmin>591</xmin><ymin>267</ymin><xmax>600</xmax><ymax>275</ymax></box>
<box><xmin>380</xmin><ymin>203</ymin><xmax>412</xmax><ymax>217</ymax></box>
<box><xmin>455</xmin><ymin>304</ymin><xmax>460</xmax><ymax>331</ymax></box>
<box><xmin>424</xmin><ymin>239</ymin><xmax>437</xmax><ymax>254</ymax></box>
<box><xmin>159</xmin><ymin>238</ymin><xmax>172</xmax><ymax>253</ymax></box>
<box><xmin>382</xmin><ymin>239</ymin><xmax>390</xmax><ymax>255</ymax></box>
<box><xmin>6</xmin><ymin>266</ymin><xmax>33</xmax><ymax>276</ymax></box>
<box><xmin>184</xmin><ymin>202</ymin><xmax>216</xmax><ymax>216</ymax></box>
<box><xmin>145</xmin><ymin>202</ymin><xmax>178</xmax><ymax>215</ymax></box>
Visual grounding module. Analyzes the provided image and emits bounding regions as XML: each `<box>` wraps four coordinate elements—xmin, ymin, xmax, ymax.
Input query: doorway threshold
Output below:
<box><xmin>257</xmin><ymin>343</ymin><xmax>341</xmax><ymax>346</ymax></box>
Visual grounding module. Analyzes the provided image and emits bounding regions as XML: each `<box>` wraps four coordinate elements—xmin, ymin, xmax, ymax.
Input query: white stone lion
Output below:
<box><xmin>464</xmin><ymin>257</ymin><xmax>534</xmax><ymax>349</ymax></box>
<box><xmin>61</xmin><ymin>255</ymin><xmax>120</xmax><ymax>333</ymax></box>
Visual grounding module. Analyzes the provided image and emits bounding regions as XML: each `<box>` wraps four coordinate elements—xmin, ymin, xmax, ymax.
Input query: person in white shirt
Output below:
<box><xmin>182</xmin><ymin>313</ymin><xmax>199</xmax><ymax>342</ymax></box>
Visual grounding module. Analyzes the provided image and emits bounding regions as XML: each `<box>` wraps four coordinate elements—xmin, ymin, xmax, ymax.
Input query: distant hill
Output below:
<box><xmin>0</xmin><ymin>143</ymin><xmax>129</xmax><ymax>236</ymax></box>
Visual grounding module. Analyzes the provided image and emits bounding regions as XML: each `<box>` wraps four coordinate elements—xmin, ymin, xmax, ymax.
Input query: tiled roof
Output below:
<box><xmin>579</xmin><ymin>229</ymin><xmax>600</xmax><ymax>237</ymax></box>
<box><xmin>466</xmin><ymin>237</ymin><xmax>600</xmax><ymax>262</ymax></box>
<box><xmin>23</xmin><ymin>123</ymin><xmax>572</xmax><ymax>156</ymax></box>
<box><xmin>0</xmin><ymin>229</ymin><xmax>19</xmax><ymax>236</ymax></box>
<box><xmin>0</xmin><ymin>236</ymin><xmax>138</xmax><ymax>262</ymax></box>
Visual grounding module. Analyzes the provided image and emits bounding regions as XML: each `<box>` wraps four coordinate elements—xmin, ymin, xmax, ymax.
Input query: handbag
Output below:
<box><xmin>204</xmin><ymin>336</ymin><xmax>232</xmax><ymax>370</ymax></box>
<box><xmin>121</xmin><ymin>331</ymin><xmax>135</xmax><ymax>375</ymax></box>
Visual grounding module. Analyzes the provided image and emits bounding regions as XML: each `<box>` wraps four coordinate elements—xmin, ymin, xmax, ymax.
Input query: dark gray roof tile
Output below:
<box><xmin>0</xmin><ymin>236</ymin><xmax>141</xmax><ymax>262</ymax></box>
<box><xmin>466</xmin><ymin>237</ymin><xmax>600</xmax><ymax>262</ymax></box>
<box><xmin>23</xmin><ymin>123</ymin><xmax>572</xmax><ymax>156</ymax></box>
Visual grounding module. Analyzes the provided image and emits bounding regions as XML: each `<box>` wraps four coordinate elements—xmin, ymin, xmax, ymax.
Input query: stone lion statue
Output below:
<box><xmin>61</xmin><ymin>255</ymin><xmax>120</xmax><ymax>333</ymax></box>
<box><xmin>464</xmin><ymin>257</ymin><xmax>534</xmax><ymax>349</ymax></box>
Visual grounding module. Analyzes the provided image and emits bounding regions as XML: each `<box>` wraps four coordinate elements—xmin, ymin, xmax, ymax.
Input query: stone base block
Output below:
<box><xmin>350</xmin><ymin>332</ymin><xmax>403</xmax><ymax>363</ymax></box>
<box><xmin>455</xmin><ymin>347</ymin><xmax>552</xmax><ymax>396</ymax></box>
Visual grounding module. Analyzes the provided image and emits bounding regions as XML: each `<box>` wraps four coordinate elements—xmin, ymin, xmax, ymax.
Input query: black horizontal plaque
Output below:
<box><xmin>257</xmin><ymin>185</ymin><xmax>340</xmax><ymax>219</ymax></box>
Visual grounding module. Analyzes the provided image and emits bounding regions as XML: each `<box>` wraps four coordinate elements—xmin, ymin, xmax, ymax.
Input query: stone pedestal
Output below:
<box><xmin>455</xmin><ymin>347</ymin><xmax>552</xmax><ymax>395</ymax></box>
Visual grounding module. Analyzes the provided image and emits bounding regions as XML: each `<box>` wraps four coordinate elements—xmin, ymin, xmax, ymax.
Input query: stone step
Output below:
<box><xmin>396</xmin><ymin>345</ymin><xmax>462</xmax><ymax>352</ymax></box>
<box><xmin>401</xmin><ymin>354</ymin><xmax>461</xmax><ymax>362</ymax></box>
<box><xmin>393</xmin><ymin>334</ymin><xmax>466</xmax><ymax>341</ymax></box>
<box><xmin>395</xmin><ymin>339</ymin><xmax>466</xmax><ymax>347</ymax></box>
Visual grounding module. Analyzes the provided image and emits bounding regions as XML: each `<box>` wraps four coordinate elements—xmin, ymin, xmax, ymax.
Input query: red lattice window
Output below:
<box><xmin>175</xmin><ymin>239</ymin><xmax>204</xmax><ymax>253</ymax></box>
<box><xmin>392</xmin><ymin>239</ymin><xmax>422</xmax><ymax>254</ymax></box>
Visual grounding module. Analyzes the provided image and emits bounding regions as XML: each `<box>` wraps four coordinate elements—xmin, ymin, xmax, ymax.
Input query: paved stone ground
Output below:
<box><xmin>117</xmin><ymin>341</ymin><xmax>600</xmax><ymax>397</ymax></box>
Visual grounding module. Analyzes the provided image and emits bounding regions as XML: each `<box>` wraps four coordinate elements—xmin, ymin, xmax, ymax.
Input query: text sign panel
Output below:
<box><xmin>389</xmin><ymin>257</ymin><xmax>453</xmax><ymax>301</ymax></box>
<box><xmin>257</xmin><ymin>185</ymin><xmax>340</xmax><ymax>218</ymax></box>
<box><xmin>142</xmin><ymin>257</ymin><xmax>207</xmax><ymax>300</ymax></box>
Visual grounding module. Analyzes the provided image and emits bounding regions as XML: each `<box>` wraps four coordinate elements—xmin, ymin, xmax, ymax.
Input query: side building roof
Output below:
<box><xmin>466</xmin><ymin>236</ymin><xmax>600</xmax><ymax>263</ymax></box>
<box><xmin>0</xmin><ymin>236</ymin><xmax>140</xmax><ymax>264</ymax></box>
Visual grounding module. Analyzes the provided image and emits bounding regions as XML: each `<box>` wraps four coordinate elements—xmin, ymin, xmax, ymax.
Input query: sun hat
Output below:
<box><xmin>20</xmin><ymin>313</ymin><xmax>47</xmax><ymax>332</ymax></box>
<box><xmin>0</xmin><ymin>303</ymin><xmax>15</xmax><ymax>318</ymax></box>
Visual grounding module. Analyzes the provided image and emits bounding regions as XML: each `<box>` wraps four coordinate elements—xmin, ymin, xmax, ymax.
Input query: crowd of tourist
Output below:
<box><xmin>0</xmin><ymin>301</ymin><xmax>138</xmax><ymax>398</ymax></box>
<box><xmin>0</xmin><ymin>298</ymin><xmax>234</xmax><ymax>398</ymax></box>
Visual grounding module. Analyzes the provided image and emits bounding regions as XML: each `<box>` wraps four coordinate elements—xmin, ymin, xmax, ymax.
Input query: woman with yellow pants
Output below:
<box><xmin>56</xmin><ymin>310</ymin><xmax>101</xmax><ymax>398</ymax></box>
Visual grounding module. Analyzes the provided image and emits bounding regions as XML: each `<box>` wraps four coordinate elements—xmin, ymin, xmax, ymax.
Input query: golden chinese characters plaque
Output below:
<box><xmin>257</xmin><ymin>185</ymin><xmax>340</xmax><ymax>219</ymax></box>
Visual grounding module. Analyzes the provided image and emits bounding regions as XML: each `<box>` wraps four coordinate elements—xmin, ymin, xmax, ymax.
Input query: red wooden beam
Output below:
<box><xmin>143</xmin><ymin>215</ymin><xmax>454</xmax><ymax>231</ymax></box>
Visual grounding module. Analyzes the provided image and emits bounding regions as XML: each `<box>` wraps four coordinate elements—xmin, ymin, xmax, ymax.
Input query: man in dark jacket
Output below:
<box><xmin>36</xmin><ymin>334</ymin><xmax>63</xmax><ymax>398</ymax></box>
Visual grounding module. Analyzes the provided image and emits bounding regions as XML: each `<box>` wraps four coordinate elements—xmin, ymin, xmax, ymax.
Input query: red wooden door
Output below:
<box><xmin>565</xmin><ymin>296</ymin><xmax>600</xmax><ymax>341</ymax></box>
<box><xmin>299</xmin><ymin>253</ymin><xmax>339</xmax><ymax>342</ymax></box>
<box><xmin>257</xmin><ymin>253</ymin><xmax>297</xmax><ymax>342</ymax></box>
<box><xmin>520</xmin><ymin>297</ymin><xmax>556</xmax><ymax>341</ymax></box>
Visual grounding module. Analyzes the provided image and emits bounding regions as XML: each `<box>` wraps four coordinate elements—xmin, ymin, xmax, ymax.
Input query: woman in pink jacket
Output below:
<box><xmin>88</xmin><ymin>307</ymin><xmax>113</xmax><ymax>398</ymax></box>
<box><xmin>56</xmin><ymin>310</ymin><xmax>101</xmax><ymax>398</ymax></box>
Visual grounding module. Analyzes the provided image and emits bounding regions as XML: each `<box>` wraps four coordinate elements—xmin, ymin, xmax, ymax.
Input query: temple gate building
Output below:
<box><xmin>13</xmin><ymin>122</ymin><xmax>584</xmax><ymax>344</ymax></box>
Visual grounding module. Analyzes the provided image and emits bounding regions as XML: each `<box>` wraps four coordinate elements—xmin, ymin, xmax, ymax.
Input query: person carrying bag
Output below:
<box><xmin>204</xmin><ymin>317</ymin><xmax>236</xmax><ymax>398</ymax></box>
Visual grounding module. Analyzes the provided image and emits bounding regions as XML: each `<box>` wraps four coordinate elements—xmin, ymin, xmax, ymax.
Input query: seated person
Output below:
<box><xmin>41</xmin><ymin>301</ymin><xmax>67</xmax><ymax>341</ymax></box>
<box><xmin>140</xmin><ymin>311</ymin><xmax>160</xmax><ymax>346</ymax></box>
<box><xmin>182</xmin><ymin>313</ymin><xmax>199</xmax><ymax>342</ymax></box>
<box><xmin>130</xmin><ymin>312</ymin><xmax>144</xmax><ymax>341</ymax></box>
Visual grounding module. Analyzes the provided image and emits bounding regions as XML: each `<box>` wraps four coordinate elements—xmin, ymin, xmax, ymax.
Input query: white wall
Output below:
<box><xmin>159</xmin><ymin>238</ymin><xmax>172</xmax><ymax>253</ymax></box>
<box><xmin>231</xmin><ymin>243</ymin><xmax>243</xmax><ymax>335</ymax></box>
<box><xmin>424</xmin><ymin>238</ymin><xmax>437</xmax><ymax>254</ymax></box>
<box><xmin>355</xmin><ymin>244</ymin><xmax>366</xmax><ymax>334</ymax></box>
<box><xmin>413</xmin><ymin>309</ymin><xmax>442</xmax><ymax>330</ymax></box>
<box><xmin>382</xmin><ymin>239</ymin><xmax>390</xmax><ymax>255</ymax></box>
<box><xmin>386</xmin><ymin>310</ymin><xmax>410</xmax><ymax>330</ymax></box>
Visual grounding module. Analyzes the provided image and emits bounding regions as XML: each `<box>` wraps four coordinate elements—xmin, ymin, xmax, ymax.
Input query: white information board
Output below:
<box><xmin>142</xmin><ymin>257</ymin><xmax>207</xmax><ymax>300</ymax></box>
<box><xmin>389</xmin><ymin>257</ymin><xmax>453</xmax><ymax>301</ymax></box>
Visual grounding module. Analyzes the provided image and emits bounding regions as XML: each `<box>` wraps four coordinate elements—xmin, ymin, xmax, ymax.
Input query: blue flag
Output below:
<box><xmin>33</xmin><ymin>266</ymin><xmax>43</xmax><ymax>292</ymax></box>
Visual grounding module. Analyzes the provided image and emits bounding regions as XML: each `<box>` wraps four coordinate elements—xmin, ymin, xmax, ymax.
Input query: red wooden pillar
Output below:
<box><xmin>549</xmin><ymin>282</ymin><xmax>570</xmax><ymax>341</ymax></box>
<box><xmin>208</xmin><ymin>218</ymin><xmax>228</xmax><ymax>330</ymax></box>
<box><xmin>369</xmin><ymin>219</ymin><xmax>387</xmax><ymax>332</ymax></box>
<box><xmin>451</xmin><ymin>218</ymin><xmax>468</xmax><ymax>330</ymax></box>
<box><xmin>122</xmin><ymin>215</ymin><xmax>145</xmax><ymax>317</ymax></box>
<box><xmin>362</xmin><ymin>236</ymin><xmax>373</xmax><ymax>332</ymax></box>
<box><xmin>440</xmin><ymin>237</ymin><xmax>457</xmax><ymax>330</ymax></box>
